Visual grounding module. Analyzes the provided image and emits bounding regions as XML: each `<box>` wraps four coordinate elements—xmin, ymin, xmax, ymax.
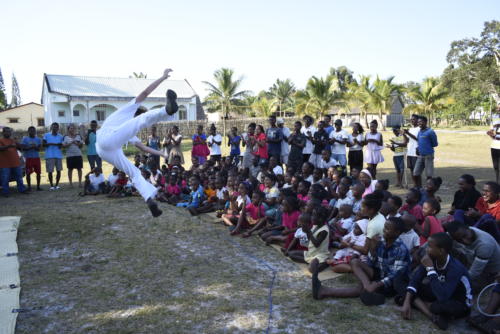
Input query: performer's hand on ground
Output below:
<box><xmin>163</xmin><ymin>68</ymin><xmax>173</xmax><ymax>79</ymax></box>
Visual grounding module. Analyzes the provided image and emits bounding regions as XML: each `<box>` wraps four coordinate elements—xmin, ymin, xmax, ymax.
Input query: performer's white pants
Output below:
<box><xmin>96</xmin><ymin>101</ymin><xmax>174</xmax><ymax>201</ymax></box>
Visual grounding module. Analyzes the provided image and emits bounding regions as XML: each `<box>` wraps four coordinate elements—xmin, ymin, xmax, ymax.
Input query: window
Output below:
<box><xmin>58</xmin><ymin>110</ymin><xmax>65</xmax><ymax>117</ymax></box>
<box><xmin>96</xmin><ymin>110</ymin><xmax>106</xmax><ymax>121</ymax></box>
<box><xmin>73</xmin><ymin>109</ymin><xmax>80</xmax><ymax>117</ymax></box>
<box><xmin>8</xmin><ymin>118</ymin><xmax>19</xmax><ymax>123</ymax></box>
<box><xmin>178</xmin><ymin>105</ymin><xmax>187</xmax><ymax>120</ymax></box>
<box><xmin>37</xmin><ymin>118</ymin><xmax>45</xmax><ymax>127</ymax></box>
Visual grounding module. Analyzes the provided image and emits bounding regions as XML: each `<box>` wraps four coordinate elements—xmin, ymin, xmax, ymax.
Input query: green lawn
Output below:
<box><xmin>1</xmin><ymin>130</ymin><xmax>493</xmax><ymax>333</ymax></box>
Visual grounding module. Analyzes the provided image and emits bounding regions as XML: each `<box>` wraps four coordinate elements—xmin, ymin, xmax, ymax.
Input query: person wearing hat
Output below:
<box><xmin>487</xmin><ymin>120</ymin><xmax>500</xmax><ymax>183</ymax></box>
<box><xmin>329</xmin><ymin>119</ymin><xmax>349</xmax><ymax>171</ymax></box>
<box><xmin>277</xmin><ymin>118</ymin><xmax>290</xmax><ymax>165</ymax></box>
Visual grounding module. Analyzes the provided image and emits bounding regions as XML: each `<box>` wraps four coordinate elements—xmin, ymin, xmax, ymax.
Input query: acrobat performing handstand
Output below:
<box><xmin>96</xmin><ymin>68</ymin><xmax>178</xmax><ymax>217</ymax></box>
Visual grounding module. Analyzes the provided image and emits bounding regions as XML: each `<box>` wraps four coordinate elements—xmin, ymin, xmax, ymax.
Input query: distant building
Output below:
<box><xmin>0</xmin><ymin>102</ymin><xmax>45</xmax><ymax>130</ymax></box>
<box><xmin>41</xmin><ymin>74</ymin><xmax>206</xmax><ymax>126</ymax></box>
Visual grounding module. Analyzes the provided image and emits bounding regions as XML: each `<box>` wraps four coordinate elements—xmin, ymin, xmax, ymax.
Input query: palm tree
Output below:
<box><xmin>268</xmin><ymin>79</ymin><xmax>296</xmax><ymax>117</ymax></box>
<box><xmin>368</xmin><ymin>76</ymin><xmax>402</xmax><ymax>130</ymax></box>
<box><xmin>295</xmin><ymin>75</ymin><xmax>347</xmax><ymax>119</ymax></box>
<box><xmin>404</xmin><ymin>77</ymin><xmax>450</xmax><ymax>124</ymax></box>
<box><xmin>346</xmin><ymin>75</ymin><xmax>372</xmax><ymax>127</ymax></box>
<box><xmin>252</xmin><ymin>97</ymin><xmax>276</xmax><ymax>117</ymax></box>
<box><xmin>203</xmin><ymin>68</ymin><xmax>250</xmax><ymax>135</ymax></box>
<box><xmin>130</xmin><ymin>72</ymin><xmax>147</xmax><ymax>78</ymax></box>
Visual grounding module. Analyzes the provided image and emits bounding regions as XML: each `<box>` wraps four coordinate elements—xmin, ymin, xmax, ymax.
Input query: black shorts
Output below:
<box><xmin>348</xmin><ymin>150</ymin><xmax>363</xmax><ymax>170</ymax></box>
<box><xmin>491</xmin><ymin>148</ymin><xmax>500</xmax><ymax>170</ymax></box>
<box><xmin>407</xmin><ymin>156</ymin><xmax>417</xmax><ymax>171</ymax></box>
<box><xmin>66</xmin><ymin>156</ymin><xmax>83</xmax><ymax>169</ymax></box>
<box><xmin>210</xmin><ymin>154</ymin><xmax>222</xmax><ymax>162</ymax></box>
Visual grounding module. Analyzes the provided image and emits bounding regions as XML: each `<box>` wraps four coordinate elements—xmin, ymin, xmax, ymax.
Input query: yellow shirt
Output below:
<box><xmin>391</xmin><ymin>135</ymin><xmax>406</xmax><ymax>156</ymax></box>
<box><xmin>304</xmin><ymin>225</ymin><xmax>330</xmax><ymax>264</ymax></box>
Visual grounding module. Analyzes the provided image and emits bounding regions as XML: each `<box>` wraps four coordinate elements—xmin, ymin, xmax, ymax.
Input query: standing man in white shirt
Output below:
<box><xmin>301</xmin><ymin>115</ymin><xmax>316</xmax><ymax>163</ymax></box>
<box><xmin>207</xmin><ymin>125</ymin><xmax>223</xmax><ymax>166</ymax></box>
<box><xmin>403</xmin><ymin>114</ymin><xmax>421</xmax><ymax>188</ymax></box>
<box><xmin>330</xmin><ymin>119</ymin><xmax>349</xmax><ymax>174</ymax></box>
<box><xmin>96</xmin><ymin>68</ymin><xmax>178</xmax><ymax>217</ymax></box>
<box><xmin>277</xmin><ymin>118</ymin><xmax>290</xmax><ymax>165</ymax></box>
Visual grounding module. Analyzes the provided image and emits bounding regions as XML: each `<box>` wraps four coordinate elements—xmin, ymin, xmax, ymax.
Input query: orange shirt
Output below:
<box><xmin>476</xmin><ymin>197</ymin><xmax>500</xmax><ymax>220</ymax></box>
<box><xmin>0</xmin><ymin>138</ymin><xmax>20</xmax><ymax>168</ymax></box>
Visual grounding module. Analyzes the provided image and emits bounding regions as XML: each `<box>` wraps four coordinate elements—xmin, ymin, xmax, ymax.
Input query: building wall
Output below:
<box><xmin>0</xmin><ymin>104</ymin><xmax>45</xmax><ymax>130</ymax></box>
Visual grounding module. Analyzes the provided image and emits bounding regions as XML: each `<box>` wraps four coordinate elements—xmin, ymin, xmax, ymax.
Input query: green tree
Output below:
<box><xmin>446</xmin><ymin>20</ymin><xmax>500</xmax><ymax>109</ymax></box>
<box><xmin>0</xmin><ymin>67</ymin><xmax>6</xmax><ymax>110</ymax></box>
<box><xmin>268</xmin><ymin>79</ymin><xmax>296</xmax><ymax>117</ymax></box>
<box><xmin>404</xmin><ymin>77</ymin><xmax>450</xmax><ymax>124</ymax></box>
<box><xmin>203</xmin><ymin>68</ymin><xmax>250</xmax><ymax>134</ymax></box>
<box><xmin>10</xmin><ymin>73</ymin><xmax>21</xmax><ymax>108</ymax></box>
<box><xmin>252</xmin><ymin>97</ymin><xmax>276</xmax><ymax>117</ymax></box>
<box><xmin>295</xmin><ymin>75</ymin><xmax>347</xmax><ymax>119</ymax></box>
<box><xmin>328</xmin><ymin>66</ymin><xmax>356</xmax><ymax>92</ymax></box>
<box><xmin>345</xmin><ymin>75</ymin><xmax>372</xmax><ymax>127</ymax></box>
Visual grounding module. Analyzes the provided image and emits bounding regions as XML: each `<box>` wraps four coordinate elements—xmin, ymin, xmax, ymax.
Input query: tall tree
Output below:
<box><xmin>404</xmin><ymin>77</ymin><xmax>450</xmax><ymax>124</ymax></box>
<box><xmin>446</xmin><ymin>20</ymin><xmax>500</xmax><ymax>106</ymax></box>
<box><xmin>10</xmin><ymin>73</ymin><xmax>21</xmax><ymax>108</ymax></box>
<box><xmin>329</xmin><ymin>66</ymin><xmax>356</xmax><ymax>93</ymax></box>
<box><xmin>346</xmin><ymin>75</ymin><xmax>372</xmax><ymax>127</ymax></box>
<box><xmin>368</xmin><ymin>76</ymin><xmax>402</xmax><ymax>130</ymax></box>
<box><xmin>0</xmin><ymin>67</ymin><xmax>6</xmax><ymax>110</ymax></box>
<box><xmin>252</xmin><ymin>97</ymin><xmax>276</xmax><ymax>117</ymax></box>
<box><xmin>295</xmin><ymin>75</ymin><xmax>347</xmax><ymax>119</ymax></box>
<box><xmin>268</xmin><ymin>79</ymin><xmax>296</xmax><ymax>117</ymax></box>
<box><xmin>203</xmin><ymin>68</ymin><xmax>250</xmax><ymax>134</ymax></box>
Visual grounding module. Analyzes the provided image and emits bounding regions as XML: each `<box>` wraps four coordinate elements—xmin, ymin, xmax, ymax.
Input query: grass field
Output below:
<box><xmin>0</xmin><ymin>130</ymin><xmax>494</xmax><ymax>333</ymax></box>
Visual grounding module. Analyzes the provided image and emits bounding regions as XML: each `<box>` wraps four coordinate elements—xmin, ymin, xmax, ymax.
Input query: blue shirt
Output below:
<box><xmin>368</xmin><ymin>239</ymin><xmax>411</xmax><ymax>287</ymax></box>
<box><xmin>417</xmin><ymin>127</ymin><xmax>438</xmax><ymax>156</ymax></box>
<box><xmin>408</xmin><ymin>256</ymin><xmax>472</xmax><ymax>306</ymax></box>
<box><xmin>87</xmin><ymin>131</ymin><xmax>97</xmax><ymax>156</ymax></box>
<box><xmin>21</xmin><ymin>136</ymin><xmax>42</xmax><ymax>158</ymax></box>
<box><xmin>43</xmin><ymin>133</ymin><xmax>64</xmax><ymax>159</ymax></box>
<box><xmin>266</xmin><ymin>127</ymin><xmax>283</xmax><ymax>156</ymax></box>
<box><xmin>189</xmin><ymin>185</ymin><xmax>205</xmax><ymax>207</ymax></box>
<box><xmin>230</xmin><ymin>135</ymin><xmax>241</xmax><ymax>155</ymax></box>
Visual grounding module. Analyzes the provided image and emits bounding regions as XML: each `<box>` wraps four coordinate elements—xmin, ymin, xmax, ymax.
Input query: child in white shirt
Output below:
<box><xmin>328</xmin><ymin>219</ymin><xmax>368</xmax><ymax>271</ymax></box>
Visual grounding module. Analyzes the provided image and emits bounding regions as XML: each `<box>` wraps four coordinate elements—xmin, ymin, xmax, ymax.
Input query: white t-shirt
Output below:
<box><xmin>216</xmin><ymin>187</ymin><xmax>227</xmax><ymax>200</ymax></box>
<box><xmin>319</xmin><ymin>157</ymin><xmax>337</xmax><ymax>169</ymax></box>
<box><xmin>280</xmin><ymin>127</ymin><xmax>291</xmax><ymax>155</ymax></box>
<box><xmin>398</xmin><ymin>230</ymin><xmax>420</xmax><ymax>251</ymax></box>
<box><xmin>349</xmin><ymin>133</ymin><xmax>364</xmax><ymax>151</ymax></box>
<box><xmin>330</xmin><ymin>129</ymin><xmax>349</xmax><ymax>155</ymax></box>
<box><xmin>237</xmin><ymin>195</ymin><xmax>251</xmax><ymax>207</ymax></box>
<box><xmin>406</xmin><ymin>127</ymin><xmax>420</xmax><ymax>157</ymax></box>
<box><xmin>294</xmin><ymin>228</ymin><xmax>309</xmax><ymax>247</ymax></box>
<box><xmin>339</xmin><ymin>216</ymin><xmax>355</xmax><ymax>232</ymax></box>
<box><xmin>273</xmin><ymin>165</ymin><xmax>283</xmax><ymax>175</ymax></box>
<box><xmin>108</xmin><ymin>173</ymin><xmax>119</xmax><ymax>186</ymax></box>
<box><xmin>366</xmin><ymin>213</ymin><xmax>386</xmax><ymax>239</ymax></box>
<box><xmin>301</xmin><ymin>125</ymin><xmax>317</xmax><ymax>154</ymax></box>
<box><xmin>335</xmin><ymin>196</ymin><xmax>354</xmax><ymax>209</ymax></box>
<box><xmin>89</xmin><ymin>174</ymin><xmax>105</xmax><ymax>189</ymax></box>
<box><xmin>207</xmin><ymin>134</ymin><xmax>223</xmax><ymax>155</ymax></box>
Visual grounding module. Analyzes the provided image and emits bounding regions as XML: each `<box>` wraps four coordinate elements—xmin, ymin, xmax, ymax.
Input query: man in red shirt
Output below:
<box><xmin>0</xmin><ymin>127</ymin><xmax>27</xmax><ymax>197</ymax></box>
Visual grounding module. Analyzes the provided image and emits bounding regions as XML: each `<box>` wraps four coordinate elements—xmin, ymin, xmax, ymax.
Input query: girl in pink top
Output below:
<box><xmin>297</xmin><ymin>180</ymin><xmax>311</xmax><ymax>205</ymax></box>
<box><xmin>359</xmin><ymin>169</ymin><xmax>378</xmax><ymax>198</ymax></box>
<box><xmin>399</xmin><ymin>188</ymin><xmax>424</xmax><ymax>224</ymax></box>
<box><xmin>261</xmin><ymin>196</ymin><xmax>301</xmax><ymax>246</ymax></box>
<box><xmin>416</xmin><ymin>198</ymin><xmax>444</xmax><ymax>245</ymax></box>
<box><xmin>254</xmin><ymin>125</ymin><xmax>268</xmax><ymax>160</ymax></box>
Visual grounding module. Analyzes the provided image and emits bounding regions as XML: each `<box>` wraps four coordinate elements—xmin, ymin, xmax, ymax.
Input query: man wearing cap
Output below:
<box><xmin>329</xmin><ymin>119</ymin><xmax>349</xmax><ymax>172</ymax></box>
<box><xmin>266</xmin><ymin>115</ymin><xmax>283</xmax><ymax>163</ymax></box>
<box><xmin>277</xmin><ymin>118</ymin><xmax>290</xmax><ymax>165</ymax></box>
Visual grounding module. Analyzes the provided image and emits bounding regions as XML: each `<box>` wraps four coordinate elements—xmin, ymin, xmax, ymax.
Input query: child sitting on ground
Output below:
<box><xmin>229</xmin><ymin>191</ymin><xmax>265</xmax><ymax>236</ymax></box>
<box><xmin>260</xmin><ymin>196</ymin><xmax>301</xmax><ymax>245</ymax></box>
<box><xmin>287</xmin><ymin>206</ymin><xmax>330</xmax><ymax>273</ymax></box>
<box><xmin>328</xmin><ymin>219</ymin><xmax>368</xmax><ymax>273</ymax></box>
<box><xmin>297</xmin><ymin>180</ymin><xmax>311</xmax><ymax>205</ymax></box>
<box><xmin>107</xmin><ymin>167</ymin><xmax>119</xmax><ymax>188</ymax></box>
<box><xmin>329</xmin><ymin>204</ymin><xmax>355</xmax><ymax>244</ymax></box>
<box><xmin>400</xmin><ymin>188</ymin><xmax>424</xmax><ymax>224</ymax></box>
<box><xmin>386</xmin><ymin>195</ymin><xmax>403</xmax><ymax>218</ymax></box>
<box><xmin>108</xmin><ymin>171</ymin><xmax>128</xmax><ymax>198</ymax></box>
<box><xmin>222</xmin><ymin>183</ymin><xmax>252</xmax><ymax>226</ymax></box>
<box><xmin>328</xmin><ymin>183</ymin><xmax>353</xmax><ymax>220</ymax></box>
<box><xmin>177</xmin><ymin>175</ymin><xmax>205</xmax><ymax>211</ymax></box>
<box><xmin>350</xmin><ymin>183</ymin><xmax>365</xmax><ymax>215</ymax></box>
<box><xmin>401</xmin><ymin>232</ymin><xmax>472</xmax><ymax>330</ymax></box>
<box><xmin>375</xmin><ymin>179</ymin><xmax>392</xmax><ymax>201</ymax></box>
<box><xmin>81</xmin><ymin>167</ymin><xmax>106</xmax><ymax>196</ymax></box>
<box><xmin>415</xmin><ymin>198</ymin><xmax>444</xmax><ymax>245</ymax></box>
<box><xmin>283</xmin><ymin>213</ymin><xmax>312</xmax><ymax>255</ymax></box>
<box><xmin>398</xmin><ymin>213</ymin><xmax>420</xmax><ymax>262</ymax></box>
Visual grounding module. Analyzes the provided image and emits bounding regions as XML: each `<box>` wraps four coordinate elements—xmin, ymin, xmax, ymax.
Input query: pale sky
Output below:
<box><xmin>1</xmin><ymin>0</ymin><xmax>498</xmax><ymax>104</ymax></box>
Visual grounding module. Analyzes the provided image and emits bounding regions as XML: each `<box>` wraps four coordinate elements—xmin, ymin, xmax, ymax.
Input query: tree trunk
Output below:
<box><xmin>379</xmin><ymin>110</ymin><xmax>386</xmax><ymax>130</ymax></box>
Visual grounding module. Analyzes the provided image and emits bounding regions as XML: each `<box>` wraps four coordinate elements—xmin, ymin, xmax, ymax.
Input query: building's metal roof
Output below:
<box><xmin>45</xmin><ymin>74</ymin><xmax>197</xmax><ymax>99</ymax></box>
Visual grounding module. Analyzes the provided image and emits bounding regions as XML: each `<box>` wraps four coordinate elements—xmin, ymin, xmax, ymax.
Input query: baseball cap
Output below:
<box><xmin>277</xmin><ymin>118</ymin><xmax>285</xmax><ymax>124</ymax></box>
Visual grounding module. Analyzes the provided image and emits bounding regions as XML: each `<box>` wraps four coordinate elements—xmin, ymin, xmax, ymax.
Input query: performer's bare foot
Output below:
<box><xmin>165</xmin><ymin>89</ymin><xmax>178</xmax><ymax>115</ymax></box>
<box><xmin>147</xmin><ymin>197</ymin><xmax>162</xmax><ymax>217</ymax></box>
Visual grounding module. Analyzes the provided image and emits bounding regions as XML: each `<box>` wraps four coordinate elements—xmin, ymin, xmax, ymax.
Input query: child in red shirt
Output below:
<box><xmin>400</xmin><ymin>188</ymin><xmax>424</xmax><ymax>224</ymax></box>
<box><xmin>416</xmin><ymin>198</ymin><xmax>444</xmax><ymax>245</ymax></box>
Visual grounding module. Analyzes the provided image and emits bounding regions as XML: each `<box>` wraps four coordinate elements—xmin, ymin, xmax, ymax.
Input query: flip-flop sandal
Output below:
<box><xmin>360</xmin><ymin>292</ymin><xmax>386</xmax><ymax>306</ymax></box>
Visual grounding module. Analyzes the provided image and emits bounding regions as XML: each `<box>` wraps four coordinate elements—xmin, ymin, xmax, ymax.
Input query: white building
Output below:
<box><xmin>41</xmin><ymin>74</ymin><xmax>205</xmax><ymax>126</ymax></box>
